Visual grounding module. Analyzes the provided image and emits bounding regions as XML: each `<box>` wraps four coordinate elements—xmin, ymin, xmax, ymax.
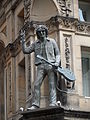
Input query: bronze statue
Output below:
<box><xmin>20</xmin><ymin>25</ymin><xmax>60</xmax><ymax>110</ymax></box>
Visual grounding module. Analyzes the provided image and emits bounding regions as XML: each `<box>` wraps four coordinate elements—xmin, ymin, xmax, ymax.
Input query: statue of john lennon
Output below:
<box><xmin>20</xmin><ymin>25</ymin><xmax>60</xmax><ymax>110</ymax></box>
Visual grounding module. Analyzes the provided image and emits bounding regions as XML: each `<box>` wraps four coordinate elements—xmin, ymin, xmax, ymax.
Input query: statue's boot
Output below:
<box><xmin>27</xmin><ymin>105</ymin><xmax>39</xmax><ymax>110</ymax></box>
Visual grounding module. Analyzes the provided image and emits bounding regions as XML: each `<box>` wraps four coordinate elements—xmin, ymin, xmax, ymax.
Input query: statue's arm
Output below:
<box><xmin>20</xmin><ymin>30</ymin><xmax>34</xmax><ymax>54</ymax></box>
<box><xmin>53</xmin><ymin>40</ymin><xmax>61</xmax><ymax>66</ymax></box>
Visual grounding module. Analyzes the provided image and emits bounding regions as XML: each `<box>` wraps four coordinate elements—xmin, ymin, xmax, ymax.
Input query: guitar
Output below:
<box><xmin>37</xmin><ymin>55</ymin><xmax>75</xmax><ymax>82</ymax></box>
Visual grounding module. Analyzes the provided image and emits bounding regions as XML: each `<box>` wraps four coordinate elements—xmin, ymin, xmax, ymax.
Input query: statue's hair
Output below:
<box><xmin>36</xmin><ymin>25</ymin><xmax>48</xmax><ymax>39</ymax></box>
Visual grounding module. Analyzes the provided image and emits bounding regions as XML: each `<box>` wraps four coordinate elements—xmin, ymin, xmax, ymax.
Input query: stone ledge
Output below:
<box><xmin>19</xmin><ymin>107</ymin><xmax>64</xmax><ymax>120</ymax></box>
<box><xmin>19</xmin><ymin>106</ymin><xmax>90</xmax><ymax>120</ymax></box>
<box><xmin>64</xmin><ymin>109</ymin><xmax>90</xmax><ymax>119</ymax></box>
<box><xmin>19</xmin><ymin>107</ymin><xmax>90</xmax><ymax>120</ymax></box>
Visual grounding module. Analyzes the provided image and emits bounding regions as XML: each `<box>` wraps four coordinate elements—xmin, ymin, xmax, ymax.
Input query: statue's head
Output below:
<box><xmin>36</xmin><ymin>25</ymin><xmax>48</xmax><ymax>40</ymax></box>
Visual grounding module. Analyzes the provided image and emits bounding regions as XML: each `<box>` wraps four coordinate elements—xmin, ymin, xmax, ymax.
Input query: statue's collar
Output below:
<box><xmin>37</xmin><ymin>38</ymin><xmax>50</xmax><ymax>43</ymax></box>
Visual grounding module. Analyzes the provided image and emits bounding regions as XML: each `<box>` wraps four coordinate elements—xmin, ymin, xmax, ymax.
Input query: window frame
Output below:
<box><xmin>82</xmin><ymin>51</ymin><xmax>90</xmax><ymax>97</ymax></box>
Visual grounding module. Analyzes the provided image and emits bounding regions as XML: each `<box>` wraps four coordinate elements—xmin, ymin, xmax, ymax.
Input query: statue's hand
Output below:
<box><xmin>48</xmin><ymin>62</ymin><xmax>59</xmax><ymax>70</ymax></box>
<box><xmin>53</xmin><ymin>62</ymin><xmax>59</xmax><ymax>69</ymax></box>
<box><xmin>20</xmin><ymin>30</ymin><xmax>25</xmax><ymax>43</ymax></box>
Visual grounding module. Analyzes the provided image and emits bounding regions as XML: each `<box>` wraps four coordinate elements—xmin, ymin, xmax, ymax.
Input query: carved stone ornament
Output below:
<box><xmin>23</xmin><ymin>0</ymin><xmax>32</xmax><ymax>23</ymax></box>
<box><xmin>57</xmin><ymin>0</ymin><xmax>72</xmax><ymax>17</ymax></box>
<box><xmin>64</xmin><ymin>37</ymin><xmax>71</xmax><ymax>69</ymax></box>
<box><xmin>48</xmin><ymin>16</ymin><xmax>90</xmax><ymax>34</ymax></box>
<box><xmin>27</xmin><ymin>54</ymin><xmax>31</xmax><ymax>97</ymax></box>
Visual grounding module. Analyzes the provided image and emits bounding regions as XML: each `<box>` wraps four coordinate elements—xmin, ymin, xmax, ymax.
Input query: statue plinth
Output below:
<box><xmin>19</xmin><ymin>106</ymin><xmax>64</xmax><ymax>120</ymax></box>
<box><xmin>19</xmin><ymin>106</ymin><xmax>90</xmax><ymax>120</ymax></box>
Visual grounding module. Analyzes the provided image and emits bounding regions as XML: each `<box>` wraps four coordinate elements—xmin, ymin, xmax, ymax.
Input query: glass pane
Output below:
<box><xmin>79</xmin><ymin>1</ymin><xmax>90</xmax><ymax>22</ymax></box>
<box><xmin>82</xmin><ymin>57</ymin><xmax>90</xmax><ymax>97</ymax></box>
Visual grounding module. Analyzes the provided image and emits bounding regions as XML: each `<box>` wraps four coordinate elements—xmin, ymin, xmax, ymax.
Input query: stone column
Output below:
<box><xmin>4</xmin><ymin>68</ymin><xmax>7</xmax><ymax>120</ymax></box>
<box><xmin>25</xmin><ymin>29</ymin><xmax>35</xmax><ymax>108</ymax></box>
<box><xmin>0</xmin><ymin>59</ymin><xmax>4</xmax><ymax>120</ymax></box>
<box><xmin>11</xmin><ymin>57</ymin><xmax>16</xmax><ymax>112</ymax></box>
<box><xmin>73</xmin><ymin>0</ymin><xmax>79</xmax><ymax>19</ymax></box>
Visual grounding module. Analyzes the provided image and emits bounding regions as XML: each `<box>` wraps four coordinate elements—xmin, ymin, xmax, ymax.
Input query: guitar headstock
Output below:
<box><xmin>37</xmin><ymin>55</ymin><xmax>43</xmax><ymax>60</ymax></box>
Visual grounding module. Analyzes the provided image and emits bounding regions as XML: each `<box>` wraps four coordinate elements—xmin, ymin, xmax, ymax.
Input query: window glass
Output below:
<box><xmin>79</xmin><ymin>1</ymin><xmax>90</xmax><ymax>22</ymax></box>
<box><xmin>82</xmin><ymin>52</ymin><xmax>90</xmax><ymax>97</ymax></box>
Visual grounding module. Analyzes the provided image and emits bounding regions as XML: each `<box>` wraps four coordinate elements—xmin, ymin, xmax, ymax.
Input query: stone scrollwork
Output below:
<box><xmin>64</xmin><ymin>19</ymin><xmax>71</xmax><ymax>28</ymax></box>
<box><xmin>46</xmin><ymin>17</ymin><xmax>57</xmax><ymax>33</ymax></box>
<box><xmin>77</xmin><ymin>23</ymin><xmax>85</xmax><ymax>32</ymax></box>
<box><xmin>76</xmin><ymin>23</ymin><xmax>90</xmax><ymax>34</ymax></box>
<box><xmin>55</xmin><ymin>16</ymin><xmax>76</xmax><ymax>29</ymax></box>
<box><xmin>74</xmin><ymin>21</ymin><xmax>90</xmax><ymax>34</ymax></box>
<box><xmin>53</xmin><ymin>16</ymin><xmax>90</xmax><ymax>34</ymax></box>
<box><xmin>64</xmin><ymin>36</ymin><xmax>71</xmax><ymax>69</ymax></box>
<box><xmin>57</xmin><ymin>0</ymin><xmax>72</xmax><ymax>17</ymax></box>
<box><xmin>86</xmin><ymin>25</ymin><xmax>90</xmax><ymax>34</ymax></box>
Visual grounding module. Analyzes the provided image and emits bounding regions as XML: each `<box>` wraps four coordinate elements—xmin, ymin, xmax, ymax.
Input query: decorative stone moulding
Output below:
<box><xmin>46</xmin><ymin>16</ymin><xmax>90</xmax><ymax>34</ymax></box>
<box><xmin>56</xmin><ymin>0</ymin><xmax>72</xmax><ymax>17</ymax></box>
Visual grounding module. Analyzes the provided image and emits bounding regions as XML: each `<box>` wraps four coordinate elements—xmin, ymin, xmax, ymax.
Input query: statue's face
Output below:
<box><xmin>37</xmin><ymin>28</ymin><xmax>46</xmax><ymax>40</ymax></box>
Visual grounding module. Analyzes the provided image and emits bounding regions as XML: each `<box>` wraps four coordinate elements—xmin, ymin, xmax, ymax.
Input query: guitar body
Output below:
<box><xmin>37</xmin><ymin>55</ymin><xmax>76</xmax><ymax>81</ymax></box>
<box><xmin>56</xmin><ymin>67</ymin><xmax>75</xmax><ymax>81</ymax></box>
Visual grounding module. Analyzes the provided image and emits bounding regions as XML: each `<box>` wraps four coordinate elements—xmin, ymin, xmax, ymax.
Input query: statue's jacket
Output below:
<box><xmin>22</xmin><ymin>37</ymin><xmax>60</xmax><ymax>65</ymax></box>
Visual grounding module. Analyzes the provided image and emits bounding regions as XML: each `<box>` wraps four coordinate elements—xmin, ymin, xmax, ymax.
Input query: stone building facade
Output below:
<box><xmin>0</xmin><ymin>0</ymin><xmax>90</xmax><ymax>120</ymax></box>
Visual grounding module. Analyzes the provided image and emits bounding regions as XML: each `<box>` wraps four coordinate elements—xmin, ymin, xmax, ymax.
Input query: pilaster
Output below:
<box><xmin>25</xmin><ymin>29</ymin><xmax>35</xmax><ymax>108</ymax></box>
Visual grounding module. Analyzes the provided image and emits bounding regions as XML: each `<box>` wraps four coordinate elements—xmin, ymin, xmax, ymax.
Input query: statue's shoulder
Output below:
<box><xmin>34</xmin><ymin>39</ymin><xmax>40</xmax><ymax>44</ymax></box>
<box><xmin>47</xmin><ymin>37</ymin><xmax>55</xmax><ymax>42</ymax></box>
<box><xmin>47</xmin><ymin>37</ymin><xmax>56</xmax><ymax>45</ymax></box>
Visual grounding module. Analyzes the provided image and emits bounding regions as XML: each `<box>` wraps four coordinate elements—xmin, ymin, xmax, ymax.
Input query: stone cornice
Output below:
<box><xmin>19</xmin><ymin>107</ymin><xmax>90</xmax><ymax>120</ymax></box>
<box><xmin>46</xmin><ymin>16</ymin><xmax>90</xmax><ymax>34</ymax></box>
